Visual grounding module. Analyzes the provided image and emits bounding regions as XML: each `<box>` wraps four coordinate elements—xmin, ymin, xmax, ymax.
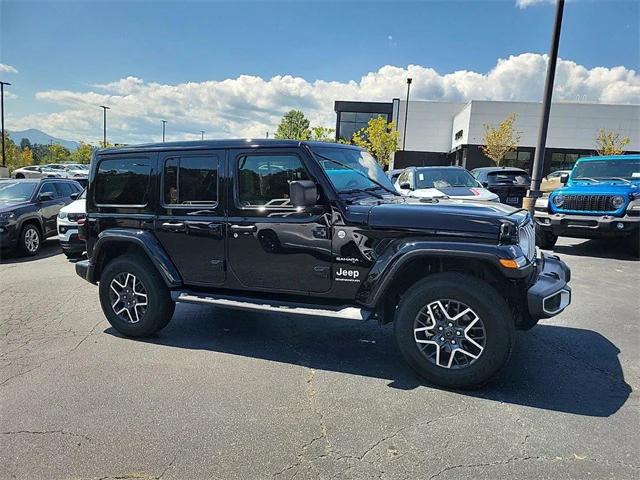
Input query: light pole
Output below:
<box><xmin>99</xmin><ymin>105</ymin><xmax>110</xmax><ymax>147</ymax></box>
<box><xmin>402</xmin><ymin>78</ymin><xmax>412</xmax><ymax>151</ymax></box>
<box><xmin>200</xmin><ymin>130</ymin><xmax>205</xmax><ymax>140</ymax></box>
<box><xmin>524</xmin><ymin>0</ymin><xmax>565</xmax><ymax>214</ymax></box>
<box><xmin>0</xmin><ymin>81</ymin><xmax>10</xmax><ymax>167</ymax></box>
<box><xmin>162</xmin><ymin>120</ymin><xmax>167</xmax><ymax>142</ymax></box>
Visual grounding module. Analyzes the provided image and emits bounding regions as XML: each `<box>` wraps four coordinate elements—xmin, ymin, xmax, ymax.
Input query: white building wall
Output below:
<box><xmin>451</xmin><ymin>103</ymin><xmax>472</xmax><ymax>148</ymax></box>
<box><xmin>394</xmin><ymin>100</ymin><xmax>466</xmax><ymax>152</ymax></box>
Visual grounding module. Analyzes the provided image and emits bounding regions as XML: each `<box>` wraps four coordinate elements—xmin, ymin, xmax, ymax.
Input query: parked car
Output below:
<box><xmin>57</xmin><ymin>189</ymin><xmax>86</xmax><ymax>258</ymax></box>
<box><xmin>74</xmin><ymin>140</ymin><xmax>571</xmax><ymax>389</ymax></box>
<box><xmin>11</xmin><ymin>165</ymin><xmax>64</xmax><ymax>179</ymax></box>
<box><xmin>534</xmin><ymin>155</ymin><xmax>639</xmax><ymax>254</ymax></box>
<box><xmin>0</xmin><ymin>178</ymin><xmax>83</xmax><ymax>256</ymax></box>
<box><xmin>470</xmin><ymin>167</ymin><xmax>531</xmax><ymax>207</ymax></box>
<box><xmin>540</xmin><ymin>170</ymin><xmax>572</xmax><ymax>193</ymax></box>
<box><xmin>395</xmin><ymin>166</ymin><xmax>500</xmax><ymax>202</ymax></box>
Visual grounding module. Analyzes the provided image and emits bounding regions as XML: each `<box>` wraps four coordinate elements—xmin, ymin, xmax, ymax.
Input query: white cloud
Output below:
<box><xmin>0</xmin><ymin>63</ymin><xmax>18</xmax><ymax>74</ymax></box>
<box><xmin>8</xmin><ymin>53</ymin><xmax>640</xmax><ymax>144</ymax></box>
<box><xmin>516</xmin><ymin>0</ymin><xmax>554</xmax><ymax>8</ymax></box>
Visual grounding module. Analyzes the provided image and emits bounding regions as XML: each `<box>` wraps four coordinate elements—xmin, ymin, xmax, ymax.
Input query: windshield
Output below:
<box><xmin>0</xmin><ymin>181</ymin><xmax>36</xmax><ymax>202</ymax></box>
<box><xmin>310</xmin><ymin>146</ymin><xmax>396</xmax><ymax>193</ymax></box>
<box><xmin>415</xmin><ymin>168</ymin><xmax>478</xmax><ymax>188</ymax></box>
<box><xmin>487</xmin><ymin>170</ymin><xmax>530</xmax><ymax>185</ymax></box>
<box><xmin>572</xmin><ymin>159</ymin><xmax>639</xmax><ymax>181</ymax></box>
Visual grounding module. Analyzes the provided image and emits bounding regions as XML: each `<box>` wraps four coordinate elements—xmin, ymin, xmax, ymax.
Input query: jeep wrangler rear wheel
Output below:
<box><xmin>394</xmin><ymin>273</ymin><xmax>514</xmax><ymax>389</ymax></box>
<box><xmin>99</xmin><ymin>254</ymin><xmax>175</xmax><ymax>337</ymax></box>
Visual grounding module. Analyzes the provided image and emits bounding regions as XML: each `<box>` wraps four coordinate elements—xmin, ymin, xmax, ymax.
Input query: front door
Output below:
<box><xmin>226</xmin><ymin>149</ymin><xmax>332</xmax><ymax>294</ymax></box>
<box><xmin>36</xmin><ymin>182</ymin><xmax>65</xmax><ymax>235</ymax></box>
<box><xmin>155</xmin><ymin>151</ymin><xmax>226</xmax><ymax>287</ymax></box>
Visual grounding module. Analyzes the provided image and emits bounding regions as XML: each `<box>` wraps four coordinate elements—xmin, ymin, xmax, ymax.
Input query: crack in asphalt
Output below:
<box><xmin>1</xmin><ymin>429</ymin><xmax>92</xmax><ymax>443</ymax></box>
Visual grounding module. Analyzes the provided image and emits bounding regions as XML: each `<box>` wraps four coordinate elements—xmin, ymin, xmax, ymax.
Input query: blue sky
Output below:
<box><xmin>1</xmin><ymin>0</ymin><xmax>638</xmax><ymax>143</ymax></box>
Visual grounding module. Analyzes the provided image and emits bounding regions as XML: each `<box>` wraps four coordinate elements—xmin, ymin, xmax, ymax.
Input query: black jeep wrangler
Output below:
<box><xmin>75</xmin><ymin>140</ymin><xmax>571</xmax><ymax>388</ymax></box>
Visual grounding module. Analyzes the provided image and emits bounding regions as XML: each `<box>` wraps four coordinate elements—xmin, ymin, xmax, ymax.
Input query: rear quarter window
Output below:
<box><xmin>95</xmin><ymin>157</ymin><xmax>152</xmax><ymax>206</ymax></box>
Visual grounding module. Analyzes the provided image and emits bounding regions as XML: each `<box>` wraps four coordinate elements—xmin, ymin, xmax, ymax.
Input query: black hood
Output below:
<box><xmin>361</xmin><ymin>197</ymin><xmax>527</xmax><ymax>238</ymax></box>
<box><xmin>0</xmin><ymin>200</ymin><xmax>28</xmax><ymax>213</ymax></box>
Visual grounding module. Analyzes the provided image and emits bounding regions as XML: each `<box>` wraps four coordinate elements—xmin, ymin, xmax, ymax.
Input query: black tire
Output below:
<box><xmin>536</xmin><ymin>229</ymin><xmax>558</xmax><ymax>250</ymax></box>
<box><xmin>15</xmin><ymin>173</ymin><xmax>25</xmax><ymax>179</ymax></box>
<box><xmin>394</xmin><ymin>273</ymin><xmax>514</xmax><ymax>389</ymax></box>
<box><xmin>99</xmin><ymin>254</ymin><xmax>175</xmax><ymax>337</ymax></box>
<box><xmin>19</xmin><ymin>224</ymin><xmax>42</xmax><ymax>256</ymax></box>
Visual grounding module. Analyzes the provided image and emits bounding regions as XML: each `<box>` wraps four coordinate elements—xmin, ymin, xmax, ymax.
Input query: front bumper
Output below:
<box><xmin>535</xmin><ymin>210</ymin><xmax>639</xmax><ymax>238</ymax></box>
<box><xmin>527</xmin><ymin>253</ymin><xmax>571</xmax><ymax>320</ymax></box>
<box><xmin>0</xmin><ymin>223</ymin><xmax>18</xmax><ymax>249</ymax></box>
<box><xmin>75</xmin><ymin>259</ymin><xmax>95</xmax><ymax>284</ymax></box>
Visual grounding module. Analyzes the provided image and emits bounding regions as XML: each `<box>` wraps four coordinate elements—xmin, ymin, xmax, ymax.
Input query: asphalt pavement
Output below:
<box><xmin>0</xmin><ymin>237</ymin><xmax>638</xmax><ymax>479</ymax></box>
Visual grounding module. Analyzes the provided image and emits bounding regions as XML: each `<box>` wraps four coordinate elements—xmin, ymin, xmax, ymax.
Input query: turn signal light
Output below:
<box><xmin>499</xmin><ymin>258</ymin><xmax>519</xmax><ymax>269</ymax></box>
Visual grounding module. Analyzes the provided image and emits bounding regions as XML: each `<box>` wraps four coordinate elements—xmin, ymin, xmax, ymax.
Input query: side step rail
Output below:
<box><xmin>172</xmin><ymin>291</ymin><xmax>372</xmax><ymax>321</ymax></box>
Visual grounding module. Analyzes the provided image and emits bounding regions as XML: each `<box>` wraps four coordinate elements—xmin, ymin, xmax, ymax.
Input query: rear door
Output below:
<box><xmin>226</xmin><ymin>148</ymin><xmax>332</xmax><ymax>293</ymax></box>
<box><xmin>155</xmin><ymin>150</ymin><xmax>227</xmax><ymax>287</ymax></box>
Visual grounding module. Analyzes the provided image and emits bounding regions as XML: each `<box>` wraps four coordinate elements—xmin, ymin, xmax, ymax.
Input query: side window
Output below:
<box><xmin>398</xmin><ymin>171</ymin><xmax>409</xmax><ymax>184</ymax></box>
<box><xmin>95</xmin><ymin>157</ymin><xmax>151</xmax><ymax>206</ymax></box>
<box><xmin>238</xmin><ymin>154</ymin><xmax>309</xmax><ymax>208</ymax></box>
<box><xmin>38</xmin><ymin>183</ymin><xmax>59</xmax><ymax>198</ymax></box>
<box><xmin>163</xmin><ymin>156</ymin><xmax>218</xmax><ymax>206</ymax></box>
<box><xmin>55</xmin><ymin>182</ymin><xmax>74</xmax><ymax>197</ymax></box>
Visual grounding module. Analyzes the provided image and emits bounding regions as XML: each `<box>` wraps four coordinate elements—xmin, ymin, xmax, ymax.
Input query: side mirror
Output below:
<box><xmin>36</xmin><ymin>167</ymin><xmax>42</xmax><ymax>172</ymax></box>
<box><xmin>560</xmin><ymin>173</ymin><xmax>569</xmax><ymax>185</ymax></box>
<box><xmin>70</xmin><ymin>192</ymin><xmax>79</xmax><ymax>200</ymax></box>
<box><xmin>399</xmin><ymin>181</ymin><xmax>412</xmax><ymax>190</ymax></box>
<box><xmin>38</xmin><ymin>192</ymin><xmax>55</xmax><ymax>202</ymax></box>
<box><xmin>289</xmin><ymin>180</ymin><xmax>317</xmax><ymax>208</ymax></box>
<box><xmin>480</xmin><ymin>181</ymin><xmax>488</xmax><ymax>188</ymax></box>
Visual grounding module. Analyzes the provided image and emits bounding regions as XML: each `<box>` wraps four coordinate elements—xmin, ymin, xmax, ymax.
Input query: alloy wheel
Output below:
<box><xmin>413</xmin><ymin>299</ymin><xmax>486</xmax><ymax>369</ymax></box>
<box><xmin>109</xmin><ymin>272</ymin><xmax>149</xmax><ymax>324</ymax></box>
<box><xmin>24</xmin><ymin>228</ymin><xmax>40</xmax><ymax>253</ymax></box>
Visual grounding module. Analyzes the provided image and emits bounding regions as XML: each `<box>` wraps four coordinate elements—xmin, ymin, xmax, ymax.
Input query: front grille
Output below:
<box><xmin>560</xmin><ymin>195</ymin><xmax>616</xmax><ymax>212</ymax></box>
<box><xmin>520</xmin><ymin>221</ymin><xmax>536</xmax><ymax>261</ymax></box>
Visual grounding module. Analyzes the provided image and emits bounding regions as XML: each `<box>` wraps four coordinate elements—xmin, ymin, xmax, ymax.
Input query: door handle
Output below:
<box><xmin>230</xmin><ymin>225</ymin><xmax>257</xmax><ymax>233</ymax></box>
<box><xmin>161</xmin><ymin>221</ymin><xmax>186</xmax><ymax>232</ymax></box>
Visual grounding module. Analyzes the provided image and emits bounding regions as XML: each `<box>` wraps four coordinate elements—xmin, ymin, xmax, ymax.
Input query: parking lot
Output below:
<box><xmin>0</xmin><ymin>237</ymin><xmax>638</xmax><ymax>480</ymax></box>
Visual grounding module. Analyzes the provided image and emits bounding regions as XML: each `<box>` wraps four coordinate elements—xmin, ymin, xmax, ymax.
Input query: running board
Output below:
<box><xmin>172</xmin><ymin>291</ymin><xmax>372</xmax><ymax>321</ymax></box>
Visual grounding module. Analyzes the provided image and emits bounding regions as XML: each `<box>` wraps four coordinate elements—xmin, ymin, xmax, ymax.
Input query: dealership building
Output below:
<box><xmin>334</xmin><ymin>99</ymin><xmax>639</xmax><ymax>174</ymax></box>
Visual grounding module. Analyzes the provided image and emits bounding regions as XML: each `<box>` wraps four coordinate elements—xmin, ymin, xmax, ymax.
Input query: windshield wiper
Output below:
<box><xmin>339</xmin><ymin>187</ymin><xmax>384</xmax><ymax>199</ymax></box>
<box><xmin>573</xmin><ymin>177</ymin><xmax>598</xmax><ymax>182</ymax></box>
<box><xmin>604</xmin><ymin>177</ymin><xmax>631</xmax><ymax>184</ymax></box>
<box><xmin>311</xmin><ymin>151</ymin><xmax>401</xmax><ymax>197</ymax></box>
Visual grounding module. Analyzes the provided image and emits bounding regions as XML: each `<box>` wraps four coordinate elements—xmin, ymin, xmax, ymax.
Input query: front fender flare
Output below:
<box><xmin>90</xmin><ymin>229</ymin><xmax>182</xmax><ymax>287</ymax></box>
<box><xmin>357</xmin><ymin>240</ymin><xmax>529</xmax><ymax>308</ymax></box>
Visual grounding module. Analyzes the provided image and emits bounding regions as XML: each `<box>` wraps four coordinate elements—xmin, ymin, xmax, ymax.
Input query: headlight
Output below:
<box><xmin>0</xmin><ymin>211</ymin><xmax>16</xmax><ymax>223</ymax></box>
<box><xmin>611</xmin><ymin>195</ymin><xmax>625</xmax><ymax>209</ymax></box>
<box><xmin>535</xmin><ymin>197</ymin><xmax>549</xmax><ymax>209</ymax></box>
<box><xmin>552</xmin><ymin>194</ymin><xmax>565</xmax><ymax>207</ymax></box>
<box><xmin>58</xmin><ymin>211</ymin><xmax>68</xmax><ymax>220</ymax></box>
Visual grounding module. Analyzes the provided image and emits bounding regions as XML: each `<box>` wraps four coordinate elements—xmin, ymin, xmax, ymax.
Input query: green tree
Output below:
<box><xmin>31</xmin><ymin>144</ymin><xmax>49</xmax><ymax>164</ymax></box>
<box><xmin>480</xmin><ymin>113</ymin><xmax>521</xmax><ymax>166</ymax></box>
<box><xmin>595</xmin><ymin>128</ymin><xmax>630</xmax><ymax>155</ymax></box>
<box><xmin>48</xmin><ymin>144</ymin><xmax>71</xmax><ymax>163</ymax></box>
<box><xmin>352</xmin><ymin>116</ymin><xmax>400</xmax><ymax>167</ymax></box>
<box><xmin>1</xmin><ymin>132</ymin><xmax>23</xmax><ymax>171</ymax></box>
<box><xmin>20</xmin><ymin>138</ymin><xmax>32</xmax><ymax>150</ymax></box>
<box><xmin>72</xmin><ymin>142</ymin><xmax>96</xmax><ymax>164</ymax></box>
<box><xmin>310</xmin><ymin>126</ymin><xmax>335</xmax><ymax>142</ymax></box>
<box><xmin>275</xmin><ymin>110</ymin><xmax>311</xmax><ymax>140</ymax></box>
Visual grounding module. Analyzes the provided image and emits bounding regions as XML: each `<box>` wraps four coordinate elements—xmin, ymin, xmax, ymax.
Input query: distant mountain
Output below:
<box><xmin>8</xmin><ymin>129</ymin><xmax>80</xmax><ymax>151</ymax></box>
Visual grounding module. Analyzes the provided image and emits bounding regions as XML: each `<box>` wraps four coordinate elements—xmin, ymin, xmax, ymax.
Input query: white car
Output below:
<box><xmin>57</xmin><ymin>190</ymin><xmax>86</xmax><ymax>258</ymax></box>
<box><xmin>11</xmin><ymin>165</ymin><xmax>64</xmax><ymax>179</ymax></box>
<box><xmin>395</xmin><ymin>166</ymin><xmax>500</xmax><ymax>202</ymax></box>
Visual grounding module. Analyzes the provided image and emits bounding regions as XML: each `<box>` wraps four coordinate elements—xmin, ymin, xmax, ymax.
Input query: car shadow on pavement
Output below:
<box><xmin>106</xmin><ymin>303</ymin><xmax>631</xmax><ymax>417</ymax></box>
<box><xmin>550</xmin><ymin>238</ymin><xmax>638</xmax><ymax>261</ymax></box>
<box><xmin>0</xmin><ymin>239</ymin><xmax>62</xmax><ymax>264</ymax></box>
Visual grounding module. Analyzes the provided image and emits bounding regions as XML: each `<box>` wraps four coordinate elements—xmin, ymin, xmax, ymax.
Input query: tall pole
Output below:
<box><xmin>200</xmin><ymin>130</ymin><xmax>205</xmax><ymax>140</ymax></box>
<box><xmin>0</xmin><ymin>81</ymin><xmax>10</xmax><ymax>167</ymax></box>
<box><xmin>402</xmin><ymin>78</ymin><xmax>412</xmax><ymax>151</ymax></box>
<box><xmin>524</xmin><ymin>0</ymin><xmax>565</xmax><ymax>214</ymax></box>
<box><xmin>162</xmin><ymin>120</ymin><xmax>167</xmax><ymax>142</ymax></box>
<box><xmin>100</xmin><ymin>105</ymin><xmax>110</xmax><ymax>147</ymax></box>
<box><xmin>49</xmin><ymin>139</ymin><xmax>53</xmax><ymax>163</ymax></box>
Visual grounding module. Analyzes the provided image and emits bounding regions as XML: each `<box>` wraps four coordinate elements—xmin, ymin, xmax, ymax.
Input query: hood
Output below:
<box><xmin>365</xmin><ymin>197</ymin><xmax>526</xmax><ymax>238</ymax></box>
<box><xmin>559</xmin><ymin>181</ymin><xmax>640</xmax><ymax>196</ymax></box>
<box><xmin>60</xmin><ymin>199</ymin><xmax>86</xmax><ymax>214</ymax></box>
<box><xmin>410</xmin><ymin>187</ymin><xmax>499</xmax><ymax>201</ymax></box>
<box><xmin>0</xmin><ymin>200</ymin><xmax>29</xmax><ymax>212</ymax></box>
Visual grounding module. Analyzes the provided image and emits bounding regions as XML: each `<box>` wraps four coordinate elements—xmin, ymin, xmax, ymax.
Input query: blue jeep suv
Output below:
<box><xmin>534</xmin><ymin>155</ymin><xmax>639</xmax><ymax>254</ymax></box>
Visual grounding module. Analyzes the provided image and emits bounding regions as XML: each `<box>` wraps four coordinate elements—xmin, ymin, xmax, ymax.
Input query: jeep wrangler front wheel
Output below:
<box><xmin>394</xmin><ymin>273</ymin><xmax>514</xmax><ymax>389</ymax></box>
<box><xmin>99</xmin><ymin>254</ymin><xmax>175</xmax><ymax>337</ymax></box>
